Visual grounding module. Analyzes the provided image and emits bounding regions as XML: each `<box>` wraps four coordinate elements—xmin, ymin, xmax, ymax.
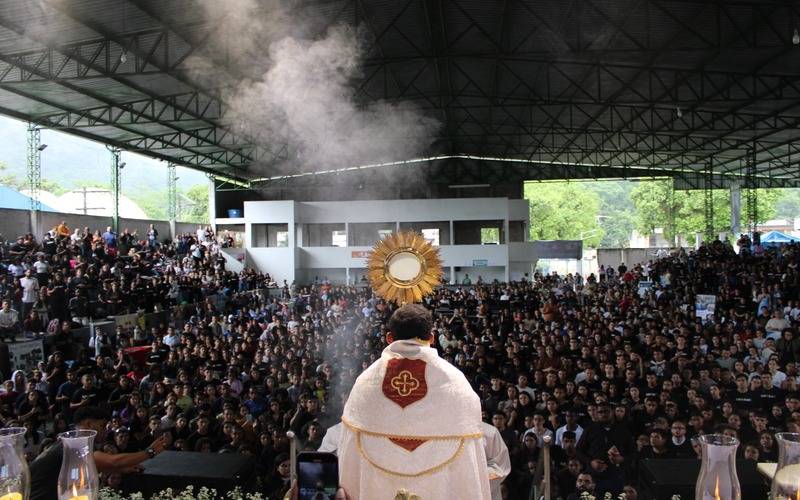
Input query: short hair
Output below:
<box><xmin>73</xmin><ymin>406</ymin><xmax>110</xmax><ymax>424</ymax></box>
<box><xmin>388</xmin><ymin>304</ymin><xmax>432</xmax><ymax>341</ymax></box>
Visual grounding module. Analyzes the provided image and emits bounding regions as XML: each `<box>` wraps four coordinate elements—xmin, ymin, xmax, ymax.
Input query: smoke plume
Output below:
<box><xmin>192</xmin><ymin>0</ymin><xmax>440</xmax><ymax>174</ymax></box>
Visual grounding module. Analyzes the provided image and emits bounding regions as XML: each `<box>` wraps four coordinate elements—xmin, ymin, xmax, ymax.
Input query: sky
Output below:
<box><xmin>0</xmin><ymin>114</ymin><xmax>207</xmax><ymax>194</ymax></box>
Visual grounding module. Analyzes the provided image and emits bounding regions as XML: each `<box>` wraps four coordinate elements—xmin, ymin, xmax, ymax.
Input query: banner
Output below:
<box><xmin>638</xmin><ymin>281</ymin><xmax>654</xmax><ymax>298</ymax></box>
<box><xmin>115</xmin><ymin>313</ymin><xmax>139</xmax><ymax>330</ymax></box>
<box><xmin>8</xmin><ymin>340</ymin><xmax>44</xmax><ymax>374</ymax></box>
<box><xmin>695</xmin><ymin>294</ymin><xmax>716</xmax><ymax>321</ymax></box>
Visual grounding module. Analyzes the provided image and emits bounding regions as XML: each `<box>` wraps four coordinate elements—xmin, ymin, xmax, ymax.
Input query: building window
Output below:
<box><xmin>276</xmin><ymin>231</ymin><xmax>289</xmax><ymax>247</ymax></box>
<box><xmin>332</xmin><ymin>230</ymin><xmax>347</xmax><ymax>247</ymax></box>
<box><xmin>421</xmin><ymin>228</ymin><xmax>440</xmax><ymax>246</ymax></box>
<box><xmin>378</xmin><ymin>229</ymin><xmax>393</xmax><ymax>240</ymax></box>
<box><xmin>481</xmin><ymin>227</ymin><xmax>500</xmax><ymax>244</ymax></box>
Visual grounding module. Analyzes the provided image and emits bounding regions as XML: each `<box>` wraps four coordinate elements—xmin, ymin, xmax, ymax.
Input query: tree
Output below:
<box><xmin>183</xmin><ymin>184</ymin><xmax>209</xmax><ymax>224</ymax></box>
<box><xmin>524</xmin><ymin>182</ymin><xmax>603</xmax><ymax>247</ymax></box>
<box><xmin>631</xmin><ymin>180</ymin><xmax>780</xmax><ymax>243</ymax></box>
<box><xmin>586</xmin><ymin>181</ymin><xmax>636</xmax><ymax>248</ymax></box>
<box><xmin>775</xmin><ymin>189</ymin><xmax>800</xmax><ymax>222</ymax></box>
<box><xmin>0</xmin><ymin>162</ymin><xmax>66</xmax><ymax>195</ymax></box>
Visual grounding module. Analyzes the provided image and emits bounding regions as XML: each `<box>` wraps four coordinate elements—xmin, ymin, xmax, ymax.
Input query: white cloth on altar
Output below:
<box><xmin>482</xmin><ymin>422</ymin><xmax>511</xmax><ymax>500</ymax></box>
<box><xmin>339</xmin><ymin>340</ymin><xmax>491</xmax><ymax>500</ymax></box>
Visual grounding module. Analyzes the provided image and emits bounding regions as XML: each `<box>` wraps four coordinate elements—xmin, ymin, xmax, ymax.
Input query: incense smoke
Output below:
<box><xmin>192</xmin><ymin>0</ymin><xmax>440</xmax><ymax>174</ymax></box>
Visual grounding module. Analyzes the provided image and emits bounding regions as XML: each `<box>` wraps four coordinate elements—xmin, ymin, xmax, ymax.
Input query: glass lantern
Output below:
<box><xmin>0</xmin><ymin>427</ymin><xmax>30</xmax><ymax>500</ymax></box>
<box><xmin>695</xmin><ymin>434</ymin><xmax>741</xmax><ymax>500</ymax></box>
<box><xmin>771</xmin><ymin>433</ymin><xmax>800</xmax><ymax>500</ymax></box>
<box><xmin>57</xmin><ymin>430</ymin><xmax>98</xmax><ymax>500</ymax></box>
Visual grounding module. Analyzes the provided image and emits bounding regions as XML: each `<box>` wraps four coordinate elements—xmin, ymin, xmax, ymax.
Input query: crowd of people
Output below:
<box><xmin>1</xmin><ymin>221</ymin><xmax>798</xmax><ymax>499</ymax></box>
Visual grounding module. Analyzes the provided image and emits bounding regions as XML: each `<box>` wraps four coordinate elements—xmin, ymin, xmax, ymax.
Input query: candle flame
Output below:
<box><xmin>714</xmin><ymin>476</ymin><xmax>720</xmax><ymax>500</ymax></box>
<box><xmin>72</xmin><ymin>484</ymin><xmax>78</xmax><ymax>497</ymax></box>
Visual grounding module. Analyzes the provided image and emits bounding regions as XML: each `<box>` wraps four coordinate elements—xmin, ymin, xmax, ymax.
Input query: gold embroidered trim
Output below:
<box><xmin>355</xmin><ymin>431</ymin><xmax>467</xmax><ymax>478</ymax></box>
<box><xmin>341</xmin><ymin>417</ymin><xmax>482</xmax><ymax>441</ymax></box>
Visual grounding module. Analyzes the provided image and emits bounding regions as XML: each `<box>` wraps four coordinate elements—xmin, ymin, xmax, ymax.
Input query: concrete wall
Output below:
<box><xmin>453</xmin><ymin>266</ymin><xmax>506</xmax><ymax>284</ymax></box>
<box><xmin>293</xmin><ymin>198</ymin><xmax>514</xmax><ymax>223</ymax></box>
<box><xmin>246</xmin><ymin>248</ymin><xmax>295</xmax><ymax>283</ymax></box>
<box><xmin>597</xmin><ymin>247</ymin><xmax>680</xmax><ymax>270</ymax></box>
<box><xmin>0</xmin><ymin>207</ymin><xmax>194</xmax><ymax>242</ymax></box>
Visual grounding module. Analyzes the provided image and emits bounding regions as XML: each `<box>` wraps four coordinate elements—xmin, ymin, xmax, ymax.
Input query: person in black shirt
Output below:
<box><xmin>729</xmin><ymin>374</ymin><xmax>757</xmax><ymax>412</ymax></box>
<box><xmin>70</xmin><ymin>374</ymin><xmax>102</xmax><ymax>412</ymax></box>
<box><xmin>576</xmin><ymin>402</ymin><xmax>634</xmax><ymax>498</ymax></box>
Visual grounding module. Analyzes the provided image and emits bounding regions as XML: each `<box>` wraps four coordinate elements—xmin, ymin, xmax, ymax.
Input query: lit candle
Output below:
<box><xmin>714</xmin><ymin>475</ymin><xmax>721</xmax><ymax>500</ymax></box>
<box><xmin>67</xmin><ymin>483</ymin><xmax>89</xmax><ymax>500</ymax></box>
<box><xmin>0</xmin><ymin>493</ymin><xmax>23</xmax><ymax>500</ymax></box>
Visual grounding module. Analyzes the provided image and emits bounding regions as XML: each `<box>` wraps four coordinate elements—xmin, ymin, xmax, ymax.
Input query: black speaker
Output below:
<box><xmin>753</xmin><ymin>231</ymin><xmax>761</xmax><ymax>245</ymax></box>
<box><xmin>638</xmin><ymin>459</ymin><xmax>767</xmax><ymax>500</ymax></box>
<box><xmin>121</xmin><ymin>451</ymin><xmax>256</xmax><ymax>496</ymax></box>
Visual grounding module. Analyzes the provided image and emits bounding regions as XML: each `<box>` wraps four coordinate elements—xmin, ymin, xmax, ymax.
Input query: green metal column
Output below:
<box><xmin>745</xmin><ymin>148</ymin><xmax>758</xmax><ymax>234</ymax></box>
<box><xmin>167</xmin><ymin>163</ymin><xmax>177</xmax><ymax>239</ymax></box>
<box><xmin>26</xmin><ymin>123</ymin><xmax>42</xmax><ymax>236</ymax></box>
<box><xmin>167</xmin><ymin>163</ymin><xmax>177</xmax><ymax>222</ymax></box>
<box><xmin>107</xmin><ymin>146</ymin><xmax>122</xmax><ymax>233</ymax></box>
<box><xmin>703</xmin><ymin>161</ymin><xmax>714</xmax><ymax>242</ymax></box>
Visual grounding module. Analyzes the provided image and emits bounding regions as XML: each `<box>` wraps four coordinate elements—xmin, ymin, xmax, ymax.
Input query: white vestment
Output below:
<box><xmin>318</xmin><ymin>422</ymin><xmax>342</xmax><ymax>454</ymax></box>
<box><xmin>339</xmin><ymin>340</ymin><xmax>491</xmax><ymax>499</ymax></box>
<box><xmin>481</xmin><ymin>422</ymin><xmax>511</xmax><ymax>500</ymax></box>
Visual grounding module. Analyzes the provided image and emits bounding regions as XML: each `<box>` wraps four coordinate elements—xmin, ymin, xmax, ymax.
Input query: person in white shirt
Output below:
<box><xmin>515</xmin><ymin>374</ymin><xmax>536</xmax><ymax>399</ymax></box>
<box><xmin>0</xmin><ymin>300</ymin><xmax>21</xmax><ymax>341</ymax></box>
<box><xmin>766</xmin><ymin>310</ymin><xmax>790</xmax><ymax>335</ymax></box>
<box><xmin>163</xmin><ymin>327</ymin><xmax>181</xmax><ymax>348</ymax></box>
<box><xmin>521</xmin><ymin>413</ymin><xmax>554</xmax><ymax>448</ymax></box>
<box><xmin>20</xmin><ymin>269</ymin><xmax>40</xmax><ymax>319</ymax></box>
<box><xmin>554</xmin><ymin>410</ymin><xmax>584</xmax><ymax>447</ymax></box>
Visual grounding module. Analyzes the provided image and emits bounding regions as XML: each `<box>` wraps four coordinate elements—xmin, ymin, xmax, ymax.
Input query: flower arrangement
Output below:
<box><xmin>578</xmin><ymin>492</ymin><xmax>681</xmax><ymax>500</ymax></box>
<box><xmin>98</xmin><ymin>486</ymin><xmax>265</xmax><ymax>500</ymax></box>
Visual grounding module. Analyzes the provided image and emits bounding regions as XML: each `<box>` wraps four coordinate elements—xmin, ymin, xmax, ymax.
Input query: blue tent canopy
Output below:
<box><xmin>0</xmin><ymin>186</ymin><xmax>56</xmax><ymax>212</ymax></box>
<box><xmin>760</xmin><ymin>230</ymin><xmax>800</xmax><ymax>246</ymax></box>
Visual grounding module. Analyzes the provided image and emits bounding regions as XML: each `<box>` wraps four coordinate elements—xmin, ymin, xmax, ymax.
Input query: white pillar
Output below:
<box><xmin>449</xmin><ymin>220</ymin><xmax>455</xmax><ymax>245</ymax></box>
<box><xmin>450</xmin><ymin>266</ymin><xmax>456</xmax><ymax>285</ymax></box>
<box><xmin>207</xmin><ymin>177</ymin><xmax>217</xmax><ymax>232</ymax></box>
<box><xmin>730</xmin><ymin>182</ymin><xmax>741</xmax><ymax>237</ymax></box>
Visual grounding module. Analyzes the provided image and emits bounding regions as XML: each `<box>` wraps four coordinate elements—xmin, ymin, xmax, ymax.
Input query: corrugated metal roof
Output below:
<box><xmin>0</xmin><ymin>0</ymin><xmax>794</xmax><ymax>188</ymax></box>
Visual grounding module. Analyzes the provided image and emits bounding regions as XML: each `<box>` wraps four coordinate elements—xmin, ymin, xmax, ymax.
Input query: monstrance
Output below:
<box><xmin>366</xmin><ymin>231</ymin><xmax>443</xmax><ymax>303</ymax></box>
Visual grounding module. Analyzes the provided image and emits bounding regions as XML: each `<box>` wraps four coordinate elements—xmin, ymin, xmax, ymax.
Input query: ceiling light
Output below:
<box><xmin>120</xmin><ymin>51</ymin><xmax>127</xmax><ymax>63</ymax></box>
<box><xmin>448</xmin><ymin>183</ymin><xmax>490</xmax><ymax>189</ymax></box>
<box><xmin>793</xmin><ymin>28</ymin><xmax>800</xmax><ymax>45</ymax></box>
<box><xmin>676</xmin><ymin>107</ymin><xmax>683</xmax><ymax>118</ymax></box>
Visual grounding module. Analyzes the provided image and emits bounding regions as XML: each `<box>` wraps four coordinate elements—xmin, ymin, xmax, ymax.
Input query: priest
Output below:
<box><xmin>338</xmin><ymin>304</ymin><xmax>491</xmax><ymax>499</ymax></box>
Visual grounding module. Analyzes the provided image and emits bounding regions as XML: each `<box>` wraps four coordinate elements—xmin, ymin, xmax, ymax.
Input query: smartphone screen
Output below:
<box><xmin>297</xmin><ymin>452</ymin><xmax>339</xmax><ymax>500</ymax></box>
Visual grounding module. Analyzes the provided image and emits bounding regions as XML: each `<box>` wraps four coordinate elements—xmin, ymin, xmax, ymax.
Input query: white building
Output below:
<box><xmin>214</xmin><ymin>198</ymin><xmax>538</xmax><ymax>284</ymax></box>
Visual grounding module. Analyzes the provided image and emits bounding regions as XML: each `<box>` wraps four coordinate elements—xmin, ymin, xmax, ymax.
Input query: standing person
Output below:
<box><xmin>20</xmin><ymin>269</ymin><xmax>40</xmax><ymax>321</ymax></box>
<box><xmin>147</xmin><ymin>224</ymin><xmax>159</xmax><ymax>250</ymax></box>
<box><xmin>338</xmin><ymin>304</ymin><xmax>491</xmax><ymax>499</ymax></box>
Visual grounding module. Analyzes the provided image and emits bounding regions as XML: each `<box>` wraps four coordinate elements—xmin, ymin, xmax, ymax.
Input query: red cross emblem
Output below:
<box><xmin>382</xmin><ymin>358</ymin><xmax>427</xmax><ymax>409</ymax></box>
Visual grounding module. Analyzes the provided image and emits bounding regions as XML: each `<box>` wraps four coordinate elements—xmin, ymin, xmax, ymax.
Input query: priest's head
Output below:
<box><xmin>387</xmin><ymin>304</ymin><xmax>433</xmax><ymax>343</ymax></box>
